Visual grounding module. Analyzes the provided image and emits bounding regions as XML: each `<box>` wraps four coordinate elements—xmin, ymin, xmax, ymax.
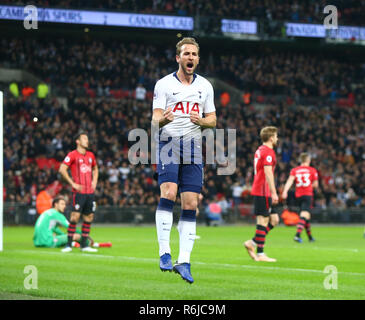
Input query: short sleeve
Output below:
<box><xmin>62</xmin><ymin>152</ymin><xmax>74</xmax><ymax>166</ymax></box>
<box><xmin>312</xmin><ymin>168</ymin><xmax>318</xmax><ymax>181</ymax></box>
<box><xmin>290</xmin><ymin>168</ymin><xmax>296</xmax><ymax>176</ymax></box>
<box><xmin>91</xmin><ymin>153</ymin><xmax>97</xmax><ymax>167</ymax></box>
<box><xmin>203</xmin><ymin>81</ymin><xmax>216</xmax><ymax>114</ymax></box>
<box><xmin>152</xmin><ymin>80</ymin><xmax>167</xmax><ymax>110</ymax></box>
<box><xmin>263</xmin><ymin>151</ymin><xmax>274</xmax><ymax>166</ymax></box>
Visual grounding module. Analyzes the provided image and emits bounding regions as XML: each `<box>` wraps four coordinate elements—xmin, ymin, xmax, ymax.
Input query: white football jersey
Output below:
<box><xmin>153</xmin><ymin>72</ymin><xmax>216</xmax><ymax>138</ymax></box>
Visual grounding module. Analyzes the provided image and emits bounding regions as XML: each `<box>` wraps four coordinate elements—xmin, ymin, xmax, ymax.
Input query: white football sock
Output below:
<box><xmin>177</xmin><ymin>220</ymin><xmax>196</xmax><ymax>264</ymax></box>
<box><xmin>156</xmin><ymin>209</ymin><xmax>173</xmax><ymax>257</ymax></box>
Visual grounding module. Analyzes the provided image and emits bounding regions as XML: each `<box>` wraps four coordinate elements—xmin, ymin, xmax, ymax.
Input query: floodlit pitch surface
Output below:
<box><xmin>0</xmin><ymin>225</ymin><xmax>364</xmax><ymax>300</ymax></box>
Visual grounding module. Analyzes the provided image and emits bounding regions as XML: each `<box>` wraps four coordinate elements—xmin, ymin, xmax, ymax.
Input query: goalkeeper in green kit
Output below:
<box><xmin>33</xmin><ymin>196</ymin><xmax>111</xmax><ymax>249</ymax></box>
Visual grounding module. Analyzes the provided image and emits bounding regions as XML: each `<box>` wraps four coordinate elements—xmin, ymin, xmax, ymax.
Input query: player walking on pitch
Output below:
<box><xmin>282</xmin><ymin>153</ymin><xmax>318</xmax><ymax>243</ymax></box>
<box><xmin>59</xmin><ymin>132</ymin><xmax>99</xmax><ymax>253</ymax></box>
<box><xmin>244</xmin><ymin>126</ymin><xmax>280</xmax><ymax>262</ymax></box>
<box><xmin>152</xmin><ymin>37</ymin><xmax>216</xmax><ymax>283</ymax></box>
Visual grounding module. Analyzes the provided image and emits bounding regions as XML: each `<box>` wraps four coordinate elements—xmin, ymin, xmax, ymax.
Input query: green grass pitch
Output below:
<box><xmin>0</xmin><ymin>224</ymin><xmax>364</xmax><ymax>300</ymax></box>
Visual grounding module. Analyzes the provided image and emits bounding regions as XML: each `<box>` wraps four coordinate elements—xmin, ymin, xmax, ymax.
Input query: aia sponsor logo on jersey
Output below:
<box><xmin>172</xmin><ymin>102</ymin><xmax>200</xmax><ymax>114</ymax></box>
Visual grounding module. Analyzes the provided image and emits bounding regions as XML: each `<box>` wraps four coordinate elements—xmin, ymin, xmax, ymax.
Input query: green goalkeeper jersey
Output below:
<box><xmin>33</xmin><ymin>208</ymin><xmax>69</xmax><ymax>247</ymax></box>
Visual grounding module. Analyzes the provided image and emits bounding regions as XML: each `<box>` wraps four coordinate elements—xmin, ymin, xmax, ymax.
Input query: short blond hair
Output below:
<box><xmin>176</xmin><ymin>37</ymin><xmax>200</xmax><ymax>56</ymax></box>
<box><xmin>299</xmin><ymin>152</ymin><xmax>310</xmax><ymax>164</ymax></box>
<box><xmin>260</xmin><ymin>126</ymin><xmax>278</xmax><ymax>143</ymax></box>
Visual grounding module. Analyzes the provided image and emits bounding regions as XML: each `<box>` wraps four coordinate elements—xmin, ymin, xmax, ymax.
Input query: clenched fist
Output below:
<box><xmin>163</xmin><ymin>107</ymin><xmax>174</xmax><ymax>122</ymax></box>
<box><xmin>190</xmin><ymin>111</ymin><xmax>201</xmax><ymax>125</ymax></box>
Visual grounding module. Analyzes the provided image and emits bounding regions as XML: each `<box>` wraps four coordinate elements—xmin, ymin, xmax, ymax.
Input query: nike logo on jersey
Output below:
<box><xmin>173</xmin><ymin>92</ymin><xmax>180</xmax><ymax>95</ymax></box>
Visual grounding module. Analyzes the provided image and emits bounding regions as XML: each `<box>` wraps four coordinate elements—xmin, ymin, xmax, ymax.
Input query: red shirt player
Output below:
<box><xmin>282</xmin><ymin>153</ymin><xmax>318</xmax><ymax>243</ymax></box>
<box><xmin>58</xmin><ymin>132</ymin><xmax>99</xmax><ymax>252</ymax></box>
<box><xmin>244</xmin><ymin>126</ymin><xmax>279</xmax><ymax>262</ymax></box>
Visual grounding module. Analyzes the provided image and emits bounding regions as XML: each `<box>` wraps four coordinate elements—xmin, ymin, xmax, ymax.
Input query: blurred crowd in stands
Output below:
<box><xmin>1</xmin><ymin>38</ymin><xmax>363</xmax><ymax>105</ymax></box>
<box><xmin>3</xmin><ymin>0</ymin><xmax>365</xmax><ymax>26</ymax></box>
<box><xmin>3</xmin><ymin>92</ymin><xmax>365</xmax><ymax>213</ymax></box>
<box><xmin>1</xmin><ymin>34</ymin><xmax>365</xmax><ymax>219</ymax></box>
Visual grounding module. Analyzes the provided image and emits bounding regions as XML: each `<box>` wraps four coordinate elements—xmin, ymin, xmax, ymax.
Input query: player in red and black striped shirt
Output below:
<box><xmin>244</xmin><ymin>126</ymin><xmax>280</xmax><ymax>262</ymax></box>
<box><xmin>282</xmin><ymin>153</ymin><xmax>318</xmax><ymax>243</ymax></box>
<box><xmin>58</xmin><ymin>132</ymin><xmax>99</xmax><ymax>253</ymax></box>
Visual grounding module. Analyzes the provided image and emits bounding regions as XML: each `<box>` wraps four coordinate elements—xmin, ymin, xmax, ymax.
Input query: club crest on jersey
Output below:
<box><xmin>172</xmin><ymin>102</ymin><xmax>199</xmax><ymax>114</ymax></box>
<box><xmin>89</xmin><ymin>158</ymin><xmax>92</xmax><ymax>163</ymax></box>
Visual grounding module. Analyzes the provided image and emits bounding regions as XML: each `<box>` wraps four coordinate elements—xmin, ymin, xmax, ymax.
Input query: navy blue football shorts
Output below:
<box><xmin>157</xmin><ymin>136</ymin><xmax>203</xmax><ymax>194</ymax></box>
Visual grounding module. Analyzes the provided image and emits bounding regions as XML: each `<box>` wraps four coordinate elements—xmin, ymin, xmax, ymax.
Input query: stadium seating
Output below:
<box><xmin>2</xmin><ymin>0</ymin><xmax>364</xmax><ymax>26</ymax></box>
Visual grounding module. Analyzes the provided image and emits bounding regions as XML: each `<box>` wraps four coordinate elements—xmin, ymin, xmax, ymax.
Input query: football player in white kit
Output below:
<box><xmin>152</xmin><ymin>37</ymin><xmax>217</xmax><ymax>283</ymax></box>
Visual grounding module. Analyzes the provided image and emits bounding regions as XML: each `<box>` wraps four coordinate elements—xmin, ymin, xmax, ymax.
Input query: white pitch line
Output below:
<box><xmin>12</xmin><ymin>250</ymin><xmax>365</xmax><ymax>277</ymax></box>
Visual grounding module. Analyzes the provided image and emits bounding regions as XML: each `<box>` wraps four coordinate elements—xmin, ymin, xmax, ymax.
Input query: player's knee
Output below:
<box><xmin>70</xmin><ymin>212</ymin><xmax>80</xmax><ymax>223</ymax></box>
<box><xmin>70</xmin><ymin>217</ymin><xmax>79</xmax><ymax>224</ymax></box>
<box><xmin>182</xmin><ymin>196</ymin><xmax>198</xmax><ymax>211</ymax></box>
<box><xmin>301</xmin><ymin>211</ymin><xmax>310</xmax><ymax>220</ymax></box>
<box><xmin>164</xmin><ymin>192</ymin><xmax>176</xmax><ymax>202</ymax></box>
<box><xmin>270</xmin><ymin>214</ymin><xmax>280</xmax><ymax>226</ymax></box>
<box><xmin>257</xmin><ymin>216</ymin><xmax>269</xmax><ymax>226</ymax></box>
<box><xmin>161</xmin><ymin>185</ymin><xmax>177</xmax><ymax>201</ymax></box>
<box><xmin>83</xmin><ymin>214</ymin><xmax>94</xmax><ymax>223</ymax></box>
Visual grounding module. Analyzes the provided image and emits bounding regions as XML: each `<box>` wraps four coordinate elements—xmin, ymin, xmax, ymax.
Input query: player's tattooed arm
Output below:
<box><xmin>190</xmin><ymin>111</ymin><xmax>216</xmax><ymax>128</ymax></box>
<box><xmin>152</xmin><ymin>108</ymin><xmax>174</xmax><ymax>128</ymax></box>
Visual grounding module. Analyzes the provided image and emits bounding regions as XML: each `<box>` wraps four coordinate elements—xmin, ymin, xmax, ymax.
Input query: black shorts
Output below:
<box><xmin>72</xmin><ymin>193</ymin><xmax>96</xmax><ymax>215</ymax></box>
<box><xmin>296</xmin><ymin>195</ymin><xmax>313</xmax><ymax>213</ymax></box>
<box><xmin>253</xmin><ymin>196</ymin><xmax>279</xmax><ymax>217</ymax></box>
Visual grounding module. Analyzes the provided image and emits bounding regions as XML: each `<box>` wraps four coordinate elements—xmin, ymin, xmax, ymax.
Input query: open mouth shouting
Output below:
<box><xmin>186</xmin><ymin>62</ymin><xmax>194</xmax><ymax>73</ymax></box>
